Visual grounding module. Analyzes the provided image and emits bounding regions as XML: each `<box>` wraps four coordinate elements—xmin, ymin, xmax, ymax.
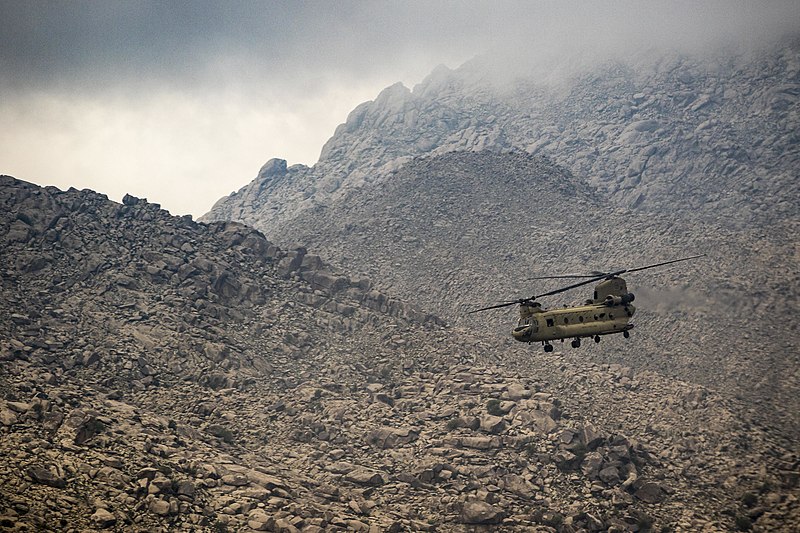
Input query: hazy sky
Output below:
<box><xmin>2</xmin><ymin>1</ymin><xmax>798</xmax><ymax>216</ymax></box>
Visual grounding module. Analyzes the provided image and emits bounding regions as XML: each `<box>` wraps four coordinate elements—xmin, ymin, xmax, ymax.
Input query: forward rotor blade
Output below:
<box><xmin>529</xmin><ymin>270</ymin><xmax>613</xmax><ymax>280</ymax></box>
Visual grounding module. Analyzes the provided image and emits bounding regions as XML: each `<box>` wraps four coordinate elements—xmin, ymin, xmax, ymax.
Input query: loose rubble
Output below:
<box><xmin>1</xmin><ymin>177</ymin><xmax>797</xmax><ymax>531</ymax></box>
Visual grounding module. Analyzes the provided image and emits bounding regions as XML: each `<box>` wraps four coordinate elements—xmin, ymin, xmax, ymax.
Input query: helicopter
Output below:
<box><xmin>469</xmin><ymin>255</ymin><xmax>704</xmax><ymax>352</ymax></box>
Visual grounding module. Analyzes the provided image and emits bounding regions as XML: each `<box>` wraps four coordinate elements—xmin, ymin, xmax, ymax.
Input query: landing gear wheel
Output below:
<box><xmin>571</xmin><ymin>339</ymin><xmax>581</xmax><ymax>348</ymax></box>
<box><xmin>544</xmin><ymin>344</ymin><xmax>554</xmax><ymax>353</ymax></box>
<box><xmin>623</xmin><ymin>331</ymin><xmax>630</xmax><ymax>339</ymax></box>
<box><xmin>594</xmin><ymin>336</ymin><xmax>601</xmax><ymax>343</ymax></box>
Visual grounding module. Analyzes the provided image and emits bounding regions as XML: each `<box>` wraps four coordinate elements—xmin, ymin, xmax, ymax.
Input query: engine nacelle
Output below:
<box><xmin>603</xmin><ymin>292</ymin><xmax>635</xmax><ymax>306</ymax></box>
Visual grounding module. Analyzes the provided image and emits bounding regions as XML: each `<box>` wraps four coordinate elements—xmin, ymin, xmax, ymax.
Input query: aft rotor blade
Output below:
<box><xmin>626</xmin><ymin>254</ymin><xmax>706</xmax><ymax>273</ymax></box>
<box><xmin>533</xmin><ymin>270</ymin><xmax>626</xmax><ymax>299</ymax></box>
<box><xmin>470</xmin><ymin>255</ymin><xmax>705</xmax><ymax>314</ymax></box>
<box><xmin>537</xmin><ymin>255</ymin><xmax>705</xmax><ymax>297</ymax></box>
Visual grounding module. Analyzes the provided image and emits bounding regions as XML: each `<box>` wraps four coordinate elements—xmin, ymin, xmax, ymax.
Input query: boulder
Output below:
<box><xmin>247</xmin><ymin>509</ymin><xmax>275</xmax><ymax>531</ymax></box>
<box><xmin>345</xmin><ymin>468</ymin><xmax>386</xmax><ymax>486</ymax></box>
<box><xmin>90</xmin><ymin>508</ymin><xmax>116</xmax><ymax>528</ymax></box>
<box><xmin>527</xmin><ymin>410</ymin><xmax>558</xmax><ymax>434</ymax></box>
<box><xmin>148</xmin><ymin>499</ymin><xmax>171</xmax><ymax>516</ymax></box>
<box><xmin>27</xmin><ymin>466</ymin><xmax>66</xmax><ymax>488</ymax></box>
<box><xmin>479</xmin><ymin>414</ymin><xmax>507</xmax><ymax>434</ymax></box>
<box><xmin>505</xmin><ymin>383</ymin><xmax>532</xmax><ymax>401</ymax></box>
<box><xmin>578</xmin><ymin>422</ymin><xmax>604</xmax><ymax>450</ymax></box>
<box><xmin>635</xmin><ymin>482</ymin><xmax>667</xmax><ymax>504</ymax></box>
<box><xmin>0</xmin><ymin>408</ymin><xmax>18</xmax><ymax>426</ymax></box>
<box><xmin>460</xmin><ymin>436</ymin><xmax>501</xmax><ymax>450</ymax></box>
<box><xmin>460</xmin><ymin>501</ymin><xmax>505</xmax><ymax>524</ymax></box>
<box><xmin>599</xmin><ymin>466</ymin><xmax>621</xmax><ymax>485</ymax></box>
<box><xmin>366</xmin><ymin>426</ymin><xmax>419</xmax><ymax>449</ymax></box>
<box><xmin>221</xmin><ymin>473</ymin><xmax>249</xmax><ymax>487</ymax></box>
<box><xmin>581</xmin><ymin>451</ymin><xmax>604</xmax><ymax>479</ymax></box>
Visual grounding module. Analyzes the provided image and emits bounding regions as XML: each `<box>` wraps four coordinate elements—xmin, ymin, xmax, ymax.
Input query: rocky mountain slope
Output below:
<box><xmin>241</xmin><ymin>149</ymin><xmax>799</xmax><ymax>442</ymax></box>
<box><xmin>2</xmin><ymin>177</ymin><xmax>798</xmax><ymax>531</ymax></box>
<box><xmin>201</xmin><ymin>41</ymin><xmax>799</xmax><ymax>443</ymax></box>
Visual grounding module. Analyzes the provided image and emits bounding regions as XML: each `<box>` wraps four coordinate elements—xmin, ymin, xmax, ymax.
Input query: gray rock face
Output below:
<box><xmin>0</xmin><ymin>177</ymin><xmax>457</xmax><ymax>531</ymax></box>
<box><xmin>204</xmin><ymin>41</ymin><xmax>799</xmax><ymax>232</ymax></box>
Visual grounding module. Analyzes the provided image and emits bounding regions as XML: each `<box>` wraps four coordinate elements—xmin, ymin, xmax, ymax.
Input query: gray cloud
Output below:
<box><xmin>3</xmin><ymin>0</ymin><xmax>797</xmax><ymax>91</ymax></box>
<box><xmin>1</xmin><ymin>1</ymin><xmax>475</xmax><ymax>94</ymax></box>
<box><xmin>1</xmin><ymin>1</ymin><xmax>798</xmax><ymax>216</ymax></box>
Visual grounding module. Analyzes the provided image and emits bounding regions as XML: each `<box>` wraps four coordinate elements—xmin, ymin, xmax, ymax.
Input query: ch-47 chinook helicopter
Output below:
<box><xmin>470</xmin><ymin>255</ymin><xmax>704</xmax><ymax>352</ymax></box>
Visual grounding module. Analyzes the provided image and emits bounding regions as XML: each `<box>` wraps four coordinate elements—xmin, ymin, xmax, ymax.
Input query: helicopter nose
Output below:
<box><xmin>512</xmin><ymin>324</ymin><xmax>532</xmax><ymax>342</ymax></box>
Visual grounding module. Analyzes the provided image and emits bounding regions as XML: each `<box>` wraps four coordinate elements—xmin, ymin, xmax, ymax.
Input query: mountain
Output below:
<box><xmin>3</xmin><ymin>37</ymin><xmax>799</xmax><ymax>532</ymax></box>
<box><xmin>232</xmin><ymin>149</ymin><xmax>799</xmax><ymax>439</ymax></box>
<box><xmin>201</xmin><ymin>43</ymin><xmax>799</xmax><ymax>441</ymax></box>
<box><xmin>204</xmin><ymin>41</ymin><xmax>799</xmax><ymax>230</ymax></box>
<box><xmin>2</xmin><ymin>176</ymin><xmax>798</xmax><ymax>531</ymax></box>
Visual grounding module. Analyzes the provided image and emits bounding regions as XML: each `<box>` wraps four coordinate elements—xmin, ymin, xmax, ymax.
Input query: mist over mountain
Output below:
<box><xmin>205</xmin><ymin>40</ymin><xmax>799</xmax><ymax>229</ymax></box>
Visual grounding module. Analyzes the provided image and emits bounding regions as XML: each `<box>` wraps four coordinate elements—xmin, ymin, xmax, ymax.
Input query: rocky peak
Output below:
<box><xmin>257</xmin><ymin>157</ymin><xmax>289</xmax><ymax>179</ymax></box>
<box><xmin>206</xmin><ymin>39</ymin><xmax>799</xmax><ymax>241</ymax></box>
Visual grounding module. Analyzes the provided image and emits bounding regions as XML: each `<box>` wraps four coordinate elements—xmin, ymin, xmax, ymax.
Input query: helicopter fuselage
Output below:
<box><xmin>511</xmin><ymin>276</ymin><xmax>637</xmax><ymax>348</ymax></box>
<box><xmin>512</xmin><ymin>300</ymin><xmax>636</xmax><ymax>344</ymax></box>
